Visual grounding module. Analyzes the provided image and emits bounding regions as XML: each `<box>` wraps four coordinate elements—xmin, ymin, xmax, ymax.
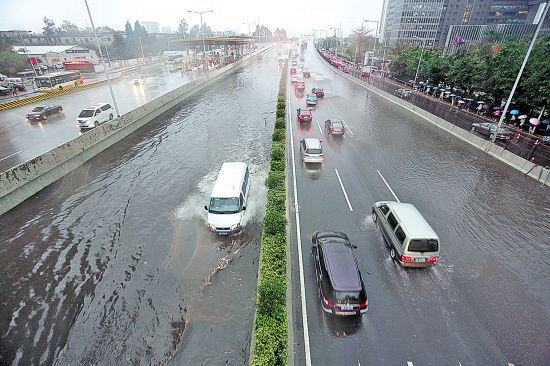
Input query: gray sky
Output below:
<box><xmin>0</xmin><ymin>0</ymin><xmax>384</xmax><ymax>37</ymax></box>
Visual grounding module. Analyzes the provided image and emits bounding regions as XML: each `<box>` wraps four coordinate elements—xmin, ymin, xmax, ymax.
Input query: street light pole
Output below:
<box><xmin>493</xmin><ymin>1</ymin><xmax>548</xmax><ymax>142</ymax></box>
<box><xmin>189</xmin><ymin>9</ymin><xmax>214</xmax><ymax>72</ymax></box>
<box><xmin>413</xmin><ymin>37</ymin><xmax>426</xmax><ymax>85</ymax></box>
<box><xmin>84</xmin><ymin>0</ymin><xmax>120</xmax><ymax>117</ymax></box>
<box><xmin>19</xmin><ymin>31</ymin><xmax>38</xmax><ymax>77</ymax></box>
<box><xmin>139</xmin><ymin>35</ymin><xmax>146</xmax><ymax>63</ymax></box>
<box><xmin>364</xmin><ymin>20</ymin><xmax>380</xmax><ymax>66</ymax></box>
<box><xmin>102</xmin><ymin>37</ymin><xmax>112</xmax><ymax>68</ymax></box>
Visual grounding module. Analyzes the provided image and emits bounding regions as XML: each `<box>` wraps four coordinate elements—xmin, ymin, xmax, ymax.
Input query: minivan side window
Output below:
<box><xmin>387</xmin><ymin>213</ymin><xmax>398</xmax><ymax>230</ymax></box>
<box><xmin>394</xmin><ymin>226</ymin><xmax>406</xmax><ymax>244</ymax></box>
<box><xmin>242</xmin><ymin>168</ymin><xmax>249</xmax><ymax>194</ymax></box>
<box><xmin>380</xmin><ymin>205</ymin><xmax>389</xmax><ymax>215</ymax></box>
<box><xmin>239</xmin><ymin>193</ymin><xmax>244</xmax><ymax>209</ymax></box>
<box><xmin>101</xmin><ymin>104</ymin><xmax>111</xmax><ymax>111</ymax></box>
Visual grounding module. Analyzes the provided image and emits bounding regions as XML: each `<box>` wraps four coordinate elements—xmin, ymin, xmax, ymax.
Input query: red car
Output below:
<box><xmin>297</xmin><ymin>108</ymin><xmax>312</xmax><ymax>123</ymax></box>
<box><xmin>312</xmin><ymin>88</ymin><xmax>324</xmax><ymax>98</ymax></box>
<box><xmin>303</xmin><ymin>70</ymin><xmax>310</xmax><ymax>78</ymax></box>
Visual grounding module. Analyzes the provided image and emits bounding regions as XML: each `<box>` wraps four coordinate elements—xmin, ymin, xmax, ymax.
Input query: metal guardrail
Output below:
<box><xmin>317</xmin><ymin>48</ymin><xmax>550</xmax><ymax>167</ymax></box>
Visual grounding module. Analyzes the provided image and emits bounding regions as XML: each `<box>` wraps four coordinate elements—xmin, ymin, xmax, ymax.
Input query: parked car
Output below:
<box><xmin>311</xmin><ymin>231</ymin><xmax>368</xmax><ymax>316</ymax></box>
<box><xmin>299</xmin><ymin>138</ymin><xmax>324</xmax><ymax>163</ymax></box>
<box><xmin>290</xmin><ymin>67</ymin><xmax>297</xmax><ymax>75</ymax></box>
<box><xmin>394</xmin><ymin>88</ymin><xmax>412</xmax><ymax>98</ymax></box>
<box><xmin>470</xmin><ymin>122</ymin><xmax>513</xmax><ymax>140</ymax></box>
<box><xmin>0</xmin><ymin>86</ymin><xmax>11</xmax><ymax>96</ymax></box>
<box><xmin>296</xmin><ymin>79</ymin><xmax>306</xmax><ymax>90</ymax></box>
<box><xmin>372</xmin><ymin>201</ymin><xmax>440</xmax><ymax>267</ymax></box>
<box><xmin>306</xmin><ymin>93</ymin><xmax>317</xmax><ymax>106</ymax></box>
<box><xmin>2</xmin><ymin>78</ymin><xmax>25</xmax><ymax>91</ymax></box>
<box><xmin>303</xmin><ymin>70</ymin><xmax>310</xmax><ymax>78</ymax></box>
<box><xmin>292</xmin><ymin>60</ymin><xmax>297</xmax><ymax>66</ymax></box>
<box><xmin>297</xmin><ymin>108</ymin><xmax>312</xmax><ymax>123</ymax></box>
<box><xmin>77</xmin><ymin>103</ymin><xmax>115</xmax><ymax>129</ymax></box>
<box><xmin>26</xmin><ymin>104</ymin><xmax>63</xmax><ymax>121</ymax></box>
<box><xmin>325</xmin><ymin>119</ymin><xmax>345</xmax><ymax>135</ymax></box>
<box><xmin>312</xmin><ymin>88</ymin><xmax>324</xmax><ymax>98</ymax></box>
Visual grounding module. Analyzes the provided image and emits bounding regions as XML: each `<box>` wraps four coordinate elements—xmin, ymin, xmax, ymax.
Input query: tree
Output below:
<box><xmin>350</xmin><ymin>26</ymin><xmax>372</xmax><ymax>63</ymax></box>
<box><xmin>177</xmin><ymin>19</ymin><xmax>188</xmax><ymax>38</ymax></box>
<box><xmin>42</xmin><ymin>17</ymin><xmax>56</xmax><ymax>37</ymax></box>
<box><xmin>59</xmin><ymin>20</ymin><xmax>80</xmax><ymax>34</ymax></box>
<box><xmin>0</xmin><ymin>51</ymin><xmax>28</xmax><ymax>75</ymax></box>
<box><xmin>189</xmin><ymin>25</ymin><xmax>200</xmax><ymax>38</ymax></box>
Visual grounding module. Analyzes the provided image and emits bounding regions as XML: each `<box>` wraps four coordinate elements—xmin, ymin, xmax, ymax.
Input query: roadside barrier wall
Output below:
<box><xmin>316</xmin><ymin>49</ymin><xmax>550</xmax><ymax>187</ymax></box>
<box><xmin>0</xmin><ymin>48</ymin><xmax>267</xmax><ymax>216</ymax></box>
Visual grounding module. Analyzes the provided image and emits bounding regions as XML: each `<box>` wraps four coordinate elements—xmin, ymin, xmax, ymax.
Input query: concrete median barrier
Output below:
<box><xmin>316</xmin><ymin>50</ymin><xmax>550</xmax><ymax>187</ymax></box>
<box><xmin>0</xmin><ymin>47</ymin><xmax>269</xmax><ymax>216</ymax></box>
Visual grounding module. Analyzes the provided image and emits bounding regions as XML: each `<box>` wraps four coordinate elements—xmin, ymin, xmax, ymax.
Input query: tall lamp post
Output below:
<box><xmin>138</xmin><ymin>35</ymin><xmax>146</xmax><ymax>63</ymax></box>
<box><xmin>102</xmin><ymin>37</ymin><xmax>112</xmax><ymax>69</ymax></box>
<box><xmin>84</xmin><ymin>0</ymin><xmax>119</xmax><ymax>117</ymax></box>
<box><xmin>19</xmin><ymin>31</ymin><xmax>38</xmax><ymax>77</ymax></box>
<box><xmin>413</xmin><ymin>36</ymin><xmax>426</xmax><ymax>85</ymax></box>
<box><xmin>189</xmin><ymin>9</ymin><xmax>214</xmax><ymax>72</ymax></box>
<box><xmin>364</xmin><ymin>20</ymin><xmax>379</xmax><ymax>66</ymax></box>
<box><xmin>330</xmin><ymin>27</ymin><xmax>337</xmax><ymax>55</ymax></box>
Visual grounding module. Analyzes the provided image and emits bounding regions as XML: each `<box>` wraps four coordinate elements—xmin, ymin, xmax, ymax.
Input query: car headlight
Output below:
<box><xmin>230</xmin><ymin>224</ymin><xmax>240</xmax><ymax>231</ymax></box>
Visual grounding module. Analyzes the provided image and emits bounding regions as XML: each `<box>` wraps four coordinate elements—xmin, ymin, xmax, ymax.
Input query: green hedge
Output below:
<box><xmin>252</xmin><ymin>52</ymin><xmax>289</xmax><ymax>366</ymax></box>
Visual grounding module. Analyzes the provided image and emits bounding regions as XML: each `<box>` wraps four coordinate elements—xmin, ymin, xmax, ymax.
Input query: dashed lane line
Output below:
<box><xmin>335</xmin><ymin>168</ymin><xmax>354</xmax><ymax>212</ymax></box>
<box><xmin>341</xmin><ymin>119</ymin><xmax>354</xmax><ymax>135</ymax></box>
<box><xmin>376</xmin><ymin>169</ymin><xmax>400</xmax><ymax>202</ymax></box>
<box><xmin>288</xmin><ymin>86</ymin><xmax>312</xmax><ymax>366</ymax></box>
<box><xmin>316</xmin><ymin>119</ymin><xmax>323</xmax><ymax>134</ymax></box>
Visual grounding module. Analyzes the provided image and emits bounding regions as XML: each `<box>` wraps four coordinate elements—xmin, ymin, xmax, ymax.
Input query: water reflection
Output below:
<box><xmin>305</xmin><ymin>162</ymin><xmax>322</xmax><ymax>180</ymax></box>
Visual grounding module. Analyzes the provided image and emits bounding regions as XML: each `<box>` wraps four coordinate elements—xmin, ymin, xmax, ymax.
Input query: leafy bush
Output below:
<box><xmin>265</xmin><ymin>171</ymin><xmax>285</xmax><ymax>189</ymax></box>
<box><xmin>270</xmin><ymin>144</ymin><xmax>285</xmax><ymax>161</ymax></box>
<box><xmin>263</xmin><ymin>210</ymin><xmax>287</xmax><ymax>236</ymax></box>
<box><xmin>278</xmin><ymin>96</ymin><xmax>285</xmax><ymax>103</ymax></box>
<box><xmin>276</xmin><ymin>108</ymin><xmax>285</xmax><ymax>118</ymax></box>
<box><xmin>275</xmin><ymin>117</ymin><xmax>286</xmax><ymax>129</ymax></box>
<box><xmin>277</xmin><ymin>101</ymin><xmax>285</xmax><ymax>110</ymax></box>
<box><xmin>252</xmin><ymin>312</ymin><xmax>288</xmax><ymax>366</ymax></box>
<box><xmin>257</xmin><ymin>277</ymin><xmax>286</xmax><ymax>316</ymax></box>
<box><xmin>272</xmin><ymin>128</ymin><xmax>285</xmax><ymax>142</ymax></box>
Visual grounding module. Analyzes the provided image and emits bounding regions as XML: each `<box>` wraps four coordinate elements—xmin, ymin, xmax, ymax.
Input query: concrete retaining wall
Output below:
<box><xmin>317</xmin><ymin>51</ymin><xmax>550</xmax><ymax>187</ymax></box>
<box><xmin>0</xmin><ymin>48</ymin><xmax>268</xmax><ymax>216</ymax></box>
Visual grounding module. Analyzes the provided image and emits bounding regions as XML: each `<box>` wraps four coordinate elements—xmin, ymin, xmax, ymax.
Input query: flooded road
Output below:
<box><xmin>288</xmin><ymin>44</ymin><xmax>550</xmax><ymax>365</ymax></box>
<box><xmin>0</xmin><ymin>46</ymin><xmax>284</xmax><ymax>365</ymax></box>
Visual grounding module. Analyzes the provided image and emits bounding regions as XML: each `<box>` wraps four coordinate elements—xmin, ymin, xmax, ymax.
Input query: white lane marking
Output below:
<box><xmin>341</xmin><ymin>119</ymin><xmax>354</xmax><ymax>135</ymax></box>
<box><xmin>316</xmin><ymin>119</ymin><xmax>323</xmax><ymax>134</ymax></box>
<box><xmin>0</xmin><ymin>150</ymin><xmax>24</xmax><ymax>162</ymax></box>
<box><xmin>407</xmin><ymin>362</ymin><xmax>413</xmax><ymax>366</ymax></box>
<box><xmin>334</xmin><ymin>168</ymin><xmax>354</xmax><ymax>212</ymax></box>
<box><xmin>376</xmin><ymin>169</ymin><xmax>400</xmax><ymax>202</ymax></box>
<box><xmin>508</xmin><ymin>364</ymin><xmax>515</xmax><ymax>366</ymax></box>
<box><xmin>288</xmin><ymin>85</ymin><xmax>312</xmax><ymax>366</ymax></box>
<box><xmin>357</xmin><ymin>361</ymin><xmax>361</xmax><ymax>366</ymax></box>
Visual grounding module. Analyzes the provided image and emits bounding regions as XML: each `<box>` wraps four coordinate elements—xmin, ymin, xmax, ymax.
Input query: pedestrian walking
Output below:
<box><xmin>476</xmin><ymin>103</ymin><xmax>482</xmax><ymax>115</ymax></box>
<box><xmin>11</xmin><ymin>86</ymin><xmax>17</xmax><ymax>97</ymax></box>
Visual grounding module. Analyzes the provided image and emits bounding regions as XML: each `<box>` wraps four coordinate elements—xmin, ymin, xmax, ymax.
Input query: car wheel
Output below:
<box><xmin>58</xmin><ymin>107</ymin><xmax>63</xmax><ymax>112</ymax></box>
<box><xmin>372</xmin><ymin>211</ymin><xmax>377</xmax><ymax>222</ymax></box>
<box><xmin>42</xmin><ymin>114</ymin><xmax>47</xmax><ymax>120</ymax></box>
<box><xmin>390</xmin><ymin>247</ymin><xmax>396</xmax><ymax>260</ymax></box>
<box><xmin>470</xmin><ymin>126</ymin><xmax>476</xmax><ymax>132</ymax></box>
<box><xmin>109</xmin><ymin>113</ymin><xmax>113</xmax><ymax>120</ymax></box>
<box><xmin>489</xmin><ymin>133</ymin><xmax>495</xmax><ymax>140</ymax></box>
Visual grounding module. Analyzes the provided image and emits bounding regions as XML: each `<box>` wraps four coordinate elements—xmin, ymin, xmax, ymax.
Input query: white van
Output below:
<box><xmin>77</xmin><ymin>103</ymin><xmax>115</xmax><ymax>129</ymax></box>
<box><xmin>205</xmin><ymin>162</ymin><xmax>250</xmax><ymax>235</ymax></box>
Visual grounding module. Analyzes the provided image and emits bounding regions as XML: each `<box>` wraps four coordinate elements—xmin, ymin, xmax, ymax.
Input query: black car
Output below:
<box><xmin>311</xmin><ymin>88</ymin><xmax>324</xmax><ymax>98</ymax></box>
<box><xmin>26</xmin><ymin>104</ymin><xmax>63</xmax><ymax>121</ymax></box>
<box><xmin>297</xmin><ymin>108</ymin><xmax>312</xmax><ymax>123</ymax></box>
<box><xmin>312</xmin><ymin>231</ymin><xmax>368</xmax><ymax>316</ymax></box>
<box><xmin>0</xmin><ymin>86</ymin><xmax>11</xmax><ymax>96</ymax></box>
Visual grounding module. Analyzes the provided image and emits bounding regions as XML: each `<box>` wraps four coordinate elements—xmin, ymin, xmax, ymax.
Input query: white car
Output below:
<box><xmin>77</xmin><ymin>103</ymin><xmax>115</xmax><ymax>129</ymax></box>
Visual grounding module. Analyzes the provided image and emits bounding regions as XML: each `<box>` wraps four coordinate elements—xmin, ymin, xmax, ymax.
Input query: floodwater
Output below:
<box><xmin>0</xmin><ymin>46</ymin><xmax>285</xmax><ymax>365</ymax></box>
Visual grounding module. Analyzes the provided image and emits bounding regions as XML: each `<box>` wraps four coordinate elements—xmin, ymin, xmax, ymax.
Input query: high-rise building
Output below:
<box><xmin>141</xmin><ymin>21</ymin><xmax>160</xmax><ymax>34</ymax></box>
<box><xmin>380</xmin><ymin>0</ymin><xmax>548</xmax><ymax>49</ymax></box>
<box><xmin>161</xmin><ymin>26</ymin><xmax>172</xmax><ymax>34</ymax></box>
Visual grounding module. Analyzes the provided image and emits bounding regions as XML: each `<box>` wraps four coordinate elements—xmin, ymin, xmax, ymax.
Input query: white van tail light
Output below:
<box><xmin>429</xmin><ymin>256</ymin><xmax>439</xmax><ymax>262</ymax></box>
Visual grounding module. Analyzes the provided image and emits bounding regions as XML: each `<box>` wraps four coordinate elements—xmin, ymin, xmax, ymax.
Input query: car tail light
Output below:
<box><xmin>323</xmin><ymin>297</ymin><xmax>335</xmax><ymax>308</ymax></box>
<box><xmin>429</xmin><ymin>256</ymin><xmax>439</xmax><ymax>262</ymax></box>
<box><xmin>304</xmin><ymin>154</ymin><xmax>310</xmax><ymax>157</ymax></box>
<box><xmin>319</xmin><ymin>154</ymin><xmax>324</xmax><ymax>157</ymax></box>
<box><xmin>330</xmin><ymin>128</ymin><xmax>333</xmax><ymax>131</ymax></box>
<box><xmin>360</xmin><ymin>299</ymin><xmax>368</xmax><ymax>307</ymax></box>
<box><xmin>342</xmin><ymin>127</ymin><xmax>346</xmax><ymax>131</ymax></box>
<box><xmin>401</xmin><ymin>255</ymin><xmax>413</xmax><ymax>262</ymax></box>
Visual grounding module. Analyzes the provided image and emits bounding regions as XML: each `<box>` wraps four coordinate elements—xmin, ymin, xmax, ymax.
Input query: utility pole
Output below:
<box><xmin>189</xmin><ymin>9</ymin><xmax>214</xmax><ymax>72</ymax></box>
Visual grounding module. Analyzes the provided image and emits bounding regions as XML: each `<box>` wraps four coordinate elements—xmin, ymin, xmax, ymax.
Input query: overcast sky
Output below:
<box><xmin>0</xmin><ymin>0</ymin><xmax>384</xmax><ymax>37</ymax></box>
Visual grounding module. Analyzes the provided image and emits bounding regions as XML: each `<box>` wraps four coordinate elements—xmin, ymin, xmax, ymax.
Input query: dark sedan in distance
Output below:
<box><xmin>311</xmin><ymin>231</ymin><xmax>368</xmax><ymax>316</ymax></box>
<box><xmin>470</xmin><ymin>122</ymin><xmax>513</xmax><ymax>140</ymax></box>
<box><xmin>26</xmin><ymin>104</ymin><xmax>63</xmax><ymax>121</ymax></box>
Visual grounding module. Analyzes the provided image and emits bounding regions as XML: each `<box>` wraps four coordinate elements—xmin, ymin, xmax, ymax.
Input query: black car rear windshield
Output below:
<box><xmin>408</xmin><ymin>239</ymin><xmax>439</xmax><ymax>252</ymax></box>
<box><xmin>335</xmin><ymin>291</ymin><xmax>361</xmax><ymax>302</ymax></box>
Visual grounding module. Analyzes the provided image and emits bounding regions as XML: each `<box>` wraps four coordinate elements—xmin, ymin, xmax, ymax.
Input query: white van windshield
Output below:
<box><xmin>209</xmin><ymin>197</ymin><xmax>240</xmax><ymax>214</ymax></box>
<box><xmin>408</xmin><ymin>239</ymin><xmax>438</xmax><ymax>252</ymax></box>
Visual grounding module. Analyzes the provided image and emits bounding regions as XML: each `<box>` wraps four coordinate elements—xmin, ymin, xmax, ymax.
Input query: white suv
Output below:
<box><xmin>77</xmin><ymin>103</ymin><xmax>114</xmax><ymax>129</ymax></box>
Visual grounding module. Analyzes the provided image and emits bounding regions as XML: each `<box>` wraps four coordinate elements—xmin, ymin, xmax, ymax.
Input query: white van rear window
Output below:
<box><xmin>408</xmin><ymin>239</ymin><xmax>438</xmax><ymax>252</ymax></box>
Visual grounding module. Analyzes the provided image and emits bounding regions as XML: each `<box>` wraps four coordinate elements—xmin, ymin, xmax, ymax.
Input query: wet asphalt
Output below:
<box><xmin>0</xmin><ymin>63</ymin><xmax>199</xmax><ymax>172</ymax></box>
<box><xmin>0</xmin><ymin>46</ymin><xmax>285</xmax><ymax>365</ymax></box>
<box><xmin>287</xmin><ymin>44</ymin><xmax>550</xmax><ymax>366</ymax></box>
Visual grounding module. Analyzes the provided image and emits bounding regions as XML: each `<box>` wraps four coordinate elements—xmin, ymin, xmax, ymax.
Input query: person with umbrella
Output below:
<box><xmin>476</xmin><ymin>101</ymin><xmax>484</xmax><ymax>114</ymax></box>
<box><xmin>510</xmin><ymin>109</ymin><xmax>520</xmax><ymax>123</ymax></box>
<box><xmin>518</xmin><ymin>114</ymin><xmax>528</xmax><ymax>128</ymax></box>
<box><xmin>529</xmin><ymin>118</ymin><xmax>541</xmax><ymax>135</ymax></box>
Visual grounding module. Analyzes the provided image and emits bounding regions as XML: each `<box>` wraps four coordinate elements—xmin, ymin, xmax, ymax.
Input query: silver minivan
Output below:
<box><xmin>300</xmin><ymin>138</ymin><xmax>324</xmax><ymax>163</ymax></box>
<box><xmin>372</xmin><ymin>201</ymin><xmax>440</xmax><ymax>267</ymax></box>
